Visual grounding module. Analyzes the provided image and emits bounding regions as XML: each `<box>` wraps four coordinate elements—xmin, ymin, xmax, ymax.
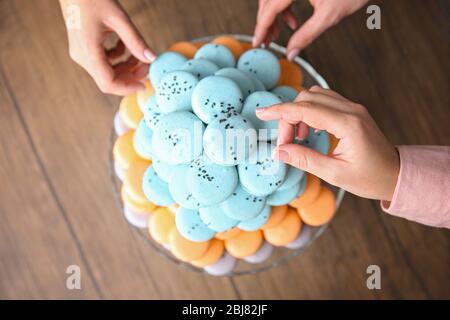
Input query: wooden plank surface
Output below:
<box><xmin>0</xmin><ymin>58</ymin><xmax>100</xmax><ymax>300</ymax></box>
<box><xmin>0</xmin><ymin>0</ymin><xmax>449</xmax><ymax>299</ymax></box>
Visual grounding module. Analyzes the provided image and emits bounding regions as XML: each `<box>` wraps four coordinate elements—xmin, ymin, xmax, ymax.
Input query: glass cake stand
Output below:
<box><xmin>109</xmin><ymin>34</ymin><xmax>345</xmax><ymax>276</ymax></box>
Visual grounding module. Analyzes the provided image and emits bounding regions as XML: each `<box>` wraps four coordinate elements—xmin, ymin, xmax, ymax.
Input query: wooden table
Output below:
<box><xmin>0</xmin><ymin>0</ymin><xmax>449</xmax><ymax>299</ymax></box>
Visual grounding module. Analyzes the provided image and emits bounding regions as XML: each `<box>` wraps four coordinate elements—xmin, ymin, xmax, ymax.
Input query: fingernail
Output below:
<box><xmin>276</xmin><ymin>138</ymin><xmax>283</xmax><ymax>147</ymax></box>
<box><xmin>273</xmin><ymin>148</ymin><xmax>289</xmax><ymax>162</ymax></box>
<box><xmin>288</xmin><ymin>20</ymin><xmax>297</xmax><ymax>30</ymax></box>
<box><xmin>252</xmin><ymin>36</ymin><xmax>258</xmax><ymax>47</ymax></box>
<box><xmin>255</xmin><ymin>107</ymin><xmax>267</xmax><ymax>115</ymax></box>
<box><xmin>287</xmin><ymin>48</ymin><xmax>300</xmax><ymax>61</ymax></box>
<box><xmin>144</xmin><ymin>49</ymin><xmax>156</xmax><ymax>62</ymax></box>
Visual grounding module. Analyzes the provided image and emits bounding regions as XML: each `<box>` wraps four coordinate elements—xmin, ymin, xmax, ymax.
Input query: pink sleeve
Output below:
<box><xmin>381</xmin><ymin>145</ymin><xmax>450</xmax><ymax>228</ymax></box>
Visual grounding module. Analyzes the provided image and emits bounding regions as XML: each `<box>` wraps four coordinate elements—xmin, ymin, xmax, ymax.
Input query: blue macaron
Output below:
<box><xmin>152</xmin><ymin>111</ymin><xmax>205</xmax><ymax>164</ymax></box>
<box><xmin>237</xmin><ymin>48</ymin><xmax>280</xmax><ymax>89</ymax></box>
<box><xmin>297</xmin><ymin>174</ymin><xmax>308</xmax><ymax>197</ymax></box>
<box><xmin>238</xmin><ymin>142</ymin><xmax>287</xmax><ymax>196</ymax></box>
<box><xmin>191</xmin><ymin>75</ymin><xmax>244</xmax><ymax>124</ymax></box>
<box><xmin>246</xmin><ymin>73</ymin><xmax>266</xmax><ymax>91</ymax></box>
<box><xmin>133</xmin><ymin>120</ymin><xmax>154</xmax><ymax>159</ymax></box>
<box><xmin>168</xmin><ymin>165</ymin><xmax>202</xmax><ymax>209</ymax></box>
<box><xmin>301</xmin><ymin>127</ymin><xmax>330</xmax><ymax>155</ymax></box>
<box><xmin>215</xmin><ymin>67</ymin><xmax>256</xmax><ymax>98</ymax></box>
<box><xmin>175</xmin><ymin>207</ymin><xmax>215</xmax><ymax>242</ymax></box>
<box><xmin>266</xmin><ymin>181</ymin><xmax>303</xmax><ymax>206</ymax></box>
<box><xmin>277</xmin><ymin>165</ymin><xmax>305</xmax><ymax>192</ymax></box>
<box><xmin>186</xmin><ymin>155</ymin><xmax>238</xmax><ymax>206</ymax></box>
<box><xmin>199</xmin><ymin>204</ymin><xmax>238</xmax><ymax>232</ymax></box>
<box><xmin>241</xmin><ymin>91</ymin><xmax>282</xmax><ymax>141</ymax></box>
<box><xmin>156</xmin><ymin>71</ymin><xmax>198</xmax><ymax>113</ymax></box>
<box><xmin>143</xmin><ymin>96</ymin><xmax>162</xmax><ymax>131</ymax></box>
<box><xmin>220</xmin><ymin>183</ymin><xmax>266</xmax><ymax>221</ymax></box>
<box><xmin>203</xmin><ymin>111</ymin><xmax>257</xmax><ymax>166</ymax></box>
<box><xmin>237</xmin><ymin>205</ymin><xmax>272</xmax><ymax>231</ymax></box>
<box><xmin>194</xmin><ymin>43</ymin><xmax>236</xmax><ymax>68</ymax></box>
<box><xmin>142</xmin><ymin>166</ymin><xmax>175</xmax><ymax>206</ymax></box>
<box><xmin>152</xmin><ymin>157</ymin><xmax>176</xmax><ymax>182</ymax></box>
<box><xmin>181</xmin><ymin>58</ymin><xmax>220</xmax><ymax>80</ymax></box>
<box><xmin>149</xmin><ymin>52</ymin><xmax>187</xmax><ymax>85</ymax></box>
<box><xmin>271</xmin><ymin>85</ymin><xmax>299</xmax><ymax>102</ymax></box>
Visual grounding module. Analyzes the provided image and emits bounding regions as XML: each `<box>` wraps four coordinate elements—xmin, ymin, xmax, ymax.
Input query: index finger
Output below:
<box><xmin>254</xmin><ymin>0</ymin><xmax>291</xmax><ymax>46</ymax></box>
<box><xmin>255</xmin><ymin>101</ymin><xmax>347</xmax><ymax>139</ymax></box>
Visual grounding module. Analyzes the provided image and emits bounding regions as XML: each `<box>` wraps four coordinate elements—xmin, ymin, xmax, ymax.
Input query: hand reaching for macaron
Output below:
<box><xmin>253</xmin><ymin>0</ymin><xmax>369</xmax><ymax>60</ymax></box>
<box><xmin>256</xmin><ymin>86</ymin><xmax>400</xmax><ymax>202</ymax></box>
<box><xmin>59</xmin><ymin>0</ymin><xmax>156</xmax><ymax>95</ymax></box>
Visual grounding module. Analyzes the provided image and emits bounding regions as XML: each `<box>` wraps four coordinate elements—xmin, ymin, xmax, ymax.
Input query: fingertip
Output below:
<box><xmin>272</xmin><ymin>147</ymin><xmax>290</xmax><ymax>163</ymax></box>
<box><xmin>118</xmin><ymin>81</ymin><xmax>147</xmax><ymax>95</ymax></box>
<box><xmin>127</xmin><ymin>82</ymin><xmax>146</xmax><ymax>93</ymax></box>
<box><xmin>296</xmin><ymin>122</ymin><xmax>309</xmax><ymax>140</ymax></box>
<box><xmin>252</xmin><ymin>30</ymin><xmax>264</xmax><ymax>48</ymax></box>
<box><xmin>252</xmin><ymin>35</ymin><xmax>258</xmax><ymax>47</ymax></box>
<box><xmin>144</xmin><ymin>49</ymin><xmax>156</xmax><ymax>63</ymax></box>
<box><xmin>255</xmin><ymin>107</ymin><xmax>270</xmax><ymax>120</ymax></box>
<box><xmin>287</xmin><ymin>48</ymin><xmax>300</xmax><ymax>61</ymax></box>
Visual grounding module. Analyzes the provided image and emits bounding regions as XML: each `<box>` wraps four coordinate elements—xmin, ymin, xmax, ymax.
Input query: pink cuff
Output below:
<box><xmin>381</xmin><ymin>145</ymin><xmax>450</xmax><ymax>228</ymax></box>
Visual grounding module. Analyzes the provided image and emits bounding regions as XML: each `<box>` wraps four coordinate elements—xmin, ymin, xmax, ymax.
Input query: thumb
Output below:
<box><xmin>286</xmin><ymin>10</ymin><xmax>335</xmax><ymax>60</ymax></box>
<box><xmin>111</xmin><ymin>15</ymin><xmax>156</xmax><ymax>63</ymax></box>
<box><xmin>273</xmin><ymin>143</ymin><xmax>341</xmax><ymax>182</ymax></box>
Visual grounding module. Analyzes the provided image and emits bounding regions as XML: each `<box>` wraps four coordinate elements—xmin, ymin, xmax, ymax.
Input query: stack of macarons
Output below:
<box><xmin>112</xmin><ymin>35</ymin><xmax>338</xmax><ymax>276</ymax></box>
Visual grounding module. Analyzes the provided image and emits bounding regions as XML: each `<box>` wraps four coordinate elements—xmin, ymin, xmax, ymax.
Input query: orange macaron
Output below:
<box><xmin>263</xmin><ymin>207</ymin><xmax>302</xmax><ymax>246</ymax></box>
<box><xmin>224</xmin><ymin>230</ymin><xmax>263</xmax><ymax>259</ymax></box>
<box><xmin>169</xmin><ymin>228</ymin><xmax>210</xmax><ymax>262</ymax></box>
<box><xmin>298</xmin><ymin>187</ymin><xmax>336</xmax><ymax>226</ymax></box>
<box><xmin>123</xmin><ymin>159</ymin><xmax>151</xmax><ymax>204</ymax></box>
<box><xmin>169</xmin><ymin>41</ymin><xmax>199</xmax><ymax>59</ymax></box>
<box><xmin>290</xmin><ymin>84</ymin><xmax>305</xmax><ymax>93</ymax></box>
<box><xmin>329</xmin><ymin>134</ymin><xmax>340</xmax><ymax>155</ymax></box>
<box><xmin>119</xmin><ymin>95</ymin><xmax>143</xmax><ymax>130</ymax></box>
<box><xmin>121</xmin><ymin>185</ymin><xmax>157</xmax><ymax>214</ymax></box>
<box><xmin>261</xmin><ymin>205</ymin><xmax>288</xmax><ymax>230</ymax></box>
<box><xmin>149</xmin><ymin>207</ymin><xmax>176</xmax><ymax>245</ymax></box>
<box><xmin>213</xmin><ymin>36</ymin><xmax>244</xmax><ymax>59</ymax></box>
<box><xmin>113</xmin><ymin>131</ymin><xmax>141</xmax><ymax>170</ymax></box>
<box><xmin>240</xmin><ymin>42</ymin><xmax>254</xmax><ymax>53</ymax></box>
<box><xmin>193</xmin><ymin>41</ymin><xmax>207</xmax><ymax>49</ymax></box>
<box><xmin>191</xmin><ymin>238</ymin><xmax>225</xmax><ymax>268</ymax></box>
<box><xmin>278</xmin><ymin>58</ymin><xmax>304</xmax><ymax>87</ymax></box>
<box><xmin>136</xmin><ymin>80</ymin><xmax>154</xmax><ymax>111</ymax></box>
<box><xmin>215</xmin><ymin>227</ymin><xmax>241</xmax><ymax>240</ymax></box>
<box><xmin>290</xmin><ymin>174</ymin><xmax>322</xmax><ymax>209</ymax></box>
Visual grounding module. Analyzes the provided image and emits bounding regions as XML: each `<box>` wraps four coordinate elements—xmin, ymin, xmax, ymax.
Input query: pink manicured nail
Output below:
<box><xmin>252</xmin><ymin>36</ymin><xmax>258</xmax><ymax>47</ymax></box>
<box><xmin>144</xmin><ymin>49</ymin><xmax>156</xmax><ymax>62</ymax></box>
<box><xmin>287</xmin><ymin>48</ymin><xmax>300</xmax><ymax>61</ymax></box>
<box><xmin>255</xmin><ymin>108</ymin><xmax>267</xmax><ymax>115</ymax></box>
<box><xmin>287</xmin><ymin>20</ymin><xmax>297</xmax><ymax>30</ymax></box>
<box><xmin>273</xmin><ymin>148</ymin><xmax>289</xmax><ymax>162</ymax></box>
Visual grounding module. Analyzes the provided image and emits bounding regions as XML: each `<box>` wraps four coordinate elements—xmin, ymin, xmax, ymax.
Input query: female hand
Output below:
<box><xmin>254</xmin><ymin>0</ymin><xmax>369</xmax><ymax>60</ymax></box>
<box><xmin>59</xmin><ymin>0</ymin><xmax>156</xmax><ymax>95</ymax></box>
<box><xmin>256</xmin><ymin>86</ymin><xmax>400</xmax><ymax>202</ymax></box>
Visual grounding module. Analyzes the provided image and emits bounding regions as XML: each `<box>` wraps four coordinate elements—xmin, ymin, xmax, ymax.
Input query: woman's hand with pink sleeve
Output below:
<box><xmin>253</xmin><ymin>0</ymin><xmax>369</xmax><ymax>60</ymax></box>
<box><xmin>59</xmin><ymin>0</ymin><xmax>156</xmax><ymax>95</ymax></box>
<box><xmin>256</xmin><ymin>86</ymin><xmax>400</xmax><ymax>202</ymax></box>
